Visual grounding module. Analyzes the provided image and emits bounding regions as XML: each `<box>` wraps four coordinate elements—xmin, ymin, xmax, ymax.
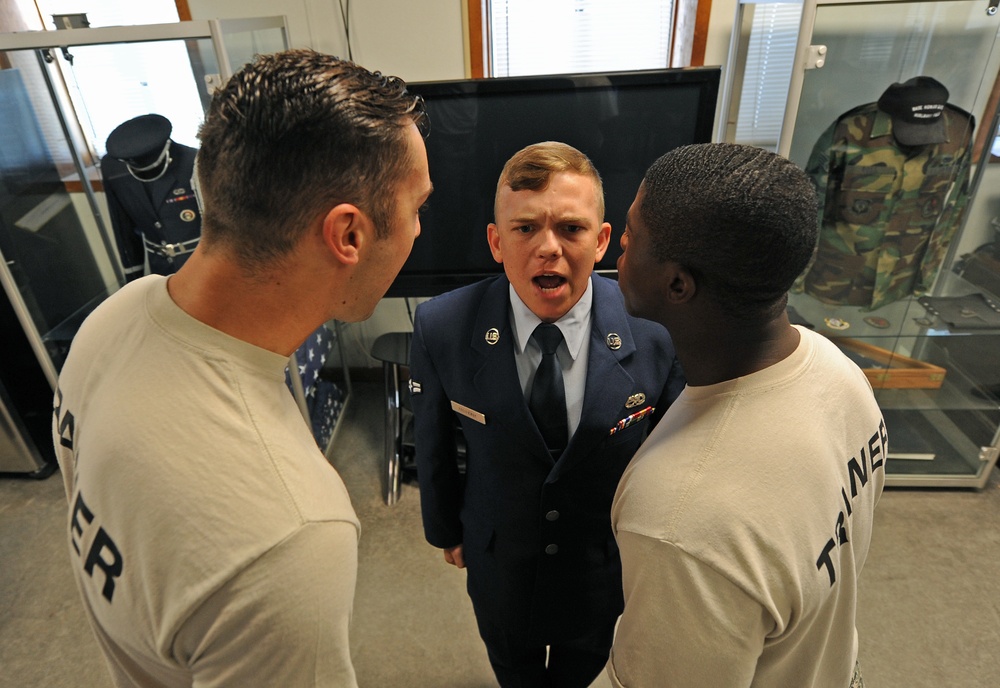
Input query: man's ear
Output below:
<box><xmin>487</xmin><ymin>223</ymin><xmax>503</xmax><ymax>264</ymax></box>
<box><xmin>322</xmin><ymin>203</ymin><xmax>370</xmax><ymax>266</ymax></box>
<box><xmin>594</xmin><ymin>221</ymin><xmax>612</xmax><ymax>262</ymax></box>
<box><xmin>665</xmin><ymin>261</ymin><xmax>697</xmax><ymax>304</ymax></box>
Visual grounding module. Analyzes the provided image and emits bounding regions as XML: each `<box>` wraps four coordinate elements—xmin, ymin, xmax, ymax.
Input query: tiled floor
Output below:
<box><xmin>2</xmin><ymin>382</ymin><xmax>998</xmax><ymax>687</ymax></box>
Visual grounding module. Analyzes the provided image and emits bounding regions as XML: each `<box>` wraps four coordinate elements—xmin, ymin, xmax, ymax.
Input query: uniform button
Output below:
<box><xmin>545</xmin><ymin>510</ymin><xmax>560</xmax><ymax>521</ymax></box>
<box><xmin>545</xmin><ymin>544</ymin><xmax>558</xmax><ymax>555</ymax></box>
<box><xmin>155</xmin><ymin>221</ymin><xmax>162</xmax><ymax>228</ymax></box>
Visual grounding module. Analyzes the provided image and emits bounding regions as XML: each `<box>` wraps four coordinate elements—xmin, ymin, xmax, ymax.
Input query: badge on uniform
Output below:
<box><xmin>606</xmin><ymin>333</ymin><xmax>622</xmax><ymax>350</ymax></box>
<box><xmin>450</xmin><ymin>400</ymin><xmax>486</xmax><ymax>425</ymax></box>
<box><xmin>851</xmin><ymin>199</ymin><xmax>871</xmax><ymax>215</ymax></box>
<box><xmin>485</xmin><ymin>328</ymin><xmax>500</xmax><ymax>345</ymax></box>
<box><xmin>179</xmin><ymin>209</ymin><xmax>197</xmax><ymax>222</ymax></box>
<box><xmin>408</xmin><ymin>379</ymin><xmax>422</xmax><ymax>395</ymax></box>
<box><xmin>609</xmin><ymin>405</ymin><xmax>654</xmax><ymax>436</ymax></box>
<box><xmin>625</xmin><ymin>392</ymin><xmax>646</xmax><ymax>408</ymax></box>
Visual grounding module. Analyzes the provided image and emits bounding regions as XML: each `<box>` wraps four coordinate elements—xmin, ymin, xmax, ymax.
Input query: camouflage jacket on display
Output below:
<box><xmin>801</xmin><ymin>103</ymin><xmax>974</xmax><ymax>311</ymax></box>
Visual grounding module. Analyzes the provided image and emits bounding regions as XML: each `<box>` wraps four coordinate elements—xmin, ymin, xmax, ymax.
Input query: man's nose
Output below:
<box><xmin>537</xmin><ymin>228</ymin><xmax>562</xmax><ymax>257</ymax></box>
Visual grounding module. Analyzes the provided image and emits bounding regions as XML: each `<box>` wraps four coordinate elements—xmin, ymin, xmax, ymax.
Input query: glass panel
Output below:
<box><xmin>0</xmin><ymin>61</ymin><xmax>111</xmax><ymax>373</ymax></box>
<box><xmin>55</xmin><ymin>40</ymin><xmax>210</xmax><ymax>158</ymax></box>
<box><xmin>784</xmin><ymin>0</ymin><xmax>1000</xmax><ymax>483</ymax></box>
<box><xmin>788</xmin><ymin>0</ymin><xmax>1000</xmax><ymax>167</ymax></box>
<box><xmin>217</xmin><ymin>20</ymin><xmax>289</xmax><ymax>75</ymax></box>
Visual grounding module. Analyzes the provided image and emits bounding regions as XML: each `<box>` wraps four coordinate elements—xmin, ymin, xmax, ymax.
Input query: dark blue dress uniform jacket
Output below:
<box><xmin>100</xmin><ymin>143</ymin><xmax>201</xmax><ymax>280</ymax></box>
<box><xmin>409</xmin><ymin>274</ymin><xmax>684</xmax><ymax>643</ymax></box>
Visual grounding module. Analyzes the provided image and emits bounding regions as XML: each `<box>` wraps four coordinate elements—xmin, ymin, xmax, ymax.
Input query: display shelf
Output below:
<box><xmin>789</xmin><ymin>271</ymin><xmax>1000</xmax><ymax>342</ymax></box>
<box><xmin>883</xmin><ymin>407</ymin><xmax>999</xmax><ymax>487</ymax></box>
<box><xmin>787</xmin><ymin>286</ymin><xmax>1000</xmax><ymax>487</ymax></box>
<box><xmin>869</xmin><ymin>368</ymin><xmax>997</xmax><ymax>412</ymax></box>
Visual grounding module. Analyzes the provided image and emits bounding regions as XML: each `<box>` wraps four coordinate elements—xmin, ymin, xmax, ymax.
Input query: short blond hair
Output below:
<box><xmin>494</xmin><ymin>141</ymin><xmax>605</xmax><ymax>221</ymax></box>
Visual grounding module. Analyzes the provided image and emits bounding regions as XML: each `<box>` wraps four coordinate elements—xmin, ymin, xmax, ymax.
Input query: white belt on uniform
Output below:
<box><xmin>142</xmin><ymin>236</ymin><xmax>200</xmax><ymax>259</ymax></box>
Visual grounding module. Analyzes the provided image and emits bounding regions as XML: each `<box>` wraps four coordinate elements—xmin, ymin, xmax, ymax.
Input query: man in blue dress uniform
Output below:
<box><xmin>409</xmin><ymin>141</ymin><xmax>685</xmax><ymax>687</ymax></box>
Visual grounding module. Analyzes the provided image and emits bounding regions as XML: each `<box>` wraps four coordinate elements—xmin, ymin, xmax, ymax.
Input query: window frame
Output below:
<box><xmin>465</xmin><ymin>0</ymin><xmax>715</xmax><ymax>78</ymax></box>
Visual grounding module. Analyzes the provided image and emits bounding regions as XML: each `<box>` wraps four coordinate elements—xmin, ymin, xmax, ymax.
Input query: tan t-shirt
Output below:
<box><xmin>54</xmin><ymin>276</ymin><xmax>360</xmax><ymax>687</ymax></box>
<box><xmin>610</xmin><ymin>327</ymin><xmax>885</xmax><ymax>688</ymax></box>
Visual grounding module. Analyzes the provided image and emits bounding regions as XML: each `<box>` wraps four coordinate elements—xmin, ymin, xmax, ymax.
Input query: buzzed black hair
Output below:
<box><xmin>640</xmin><ymin>143</ymin><xmax>818</xmax><ymax>320</ymax></box>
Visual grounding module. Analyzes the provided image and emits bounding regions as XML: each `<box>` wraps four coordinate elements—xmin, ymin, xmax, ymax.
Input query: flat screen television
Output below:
<box><xmin>391</xmin><ymin>67</ymin><xmax>721</xmax><ymax>297</ymax></box>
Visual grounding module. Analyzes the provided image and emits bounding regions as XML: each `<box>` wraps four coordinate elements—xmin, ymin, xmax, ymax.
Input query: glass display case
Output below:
<box><xmin>723</xmin><ymin>0</ymin><xmax>1000</xmax><ymax>487</ymax></box>
<box><xmin>0</xmin><ymin>17</ymin><xmax>288</xmax><ymax>388</ymax></box>
<box><xmin>0</xmin><ymin>19</ymin><xmax>358</xmax><ymax>471</ymax></box>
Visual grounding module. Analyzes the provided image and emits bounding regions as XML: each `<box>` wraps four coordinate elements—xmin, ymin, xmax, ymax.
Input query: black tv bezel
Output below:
<box><xmin>388</xmin><ymin>66</ymin><xmax>721</xmax><ymax>298</ymax></box>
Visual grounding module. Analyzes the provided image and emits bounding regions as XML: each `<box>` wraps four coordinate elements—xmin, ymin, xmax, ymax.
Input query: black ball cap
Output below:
<box><xmin>106</xmin><ymin>114</ymin><xmax>172</xmax><ymax>166</ymax></box>
<box><xmin>876</xmin><ymin>76</ymin><xmax>949</xmax><ymax>147</ymax></box>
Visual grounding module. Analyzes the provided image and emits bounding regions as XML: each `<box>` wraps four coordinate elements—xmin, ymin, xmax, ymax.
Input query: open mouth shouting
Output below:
<box><xmin>534</xmin><ymin>273</ymin><xmax>567</xmax><ymax>292</ymax></box>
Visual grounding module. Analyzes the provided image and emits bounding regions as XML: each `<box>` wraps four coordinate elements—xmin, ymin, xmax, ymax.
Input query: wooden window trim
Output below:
<box><xmin>467</xmin><ymin>0</ymin><xmax>485</xmax><ymax>78</ymax></box>
<box><xmin>691</xmin><ymin>0</ymin><xmax>712</xmax><ymax>67</ymax></box>
<box><xmin>175</xmin><ymin>0</ymin><xmax>192</xmax><ymax>21</ymax></box>
<box><xmin>972</xmin><ymin>65</ymin><xmax>1000</xmax><ymax>164</ymax></box>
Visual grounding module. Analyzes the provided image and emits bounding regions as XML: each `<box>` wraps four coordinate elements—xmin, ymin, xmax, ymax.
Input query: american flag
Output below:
<box><xmin>285</xmin><ymin>324</ymin><xmax>345</xmax><ymax>448</ymax></box>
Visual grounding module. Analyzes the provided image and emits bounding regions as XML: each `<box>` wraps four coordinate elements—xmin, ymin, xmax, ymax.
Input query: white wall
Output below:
<box><xmin>705</xmin><ymin>0</ymin><xmax>738</xmax><ymax>69</ymax></box>
<box><xmin>187</xmin><ymin>0</ymin><xmax>466</xmax><ymax>82</ymax></box>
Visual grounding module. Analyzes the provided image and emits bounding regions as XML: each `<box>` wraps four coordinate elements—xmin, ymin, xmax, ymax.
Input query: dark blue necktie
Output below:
<box><xmin>529</xmin><ymin>323</ymin><xmax>567</xmax><ymax>456</ymax></box>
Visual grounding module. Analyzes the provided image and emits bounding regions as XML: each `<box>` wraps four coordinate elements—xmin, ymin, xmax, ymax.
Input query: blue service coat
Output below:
<box><xmin>101</xmin><ymin>142</ymin><xmax>201</xmax><ymax>280</ymax></box>
<box><xmin>409</xmin><ymin>274</ymin><xmax>684</xmax><ymax>642</ymax></box>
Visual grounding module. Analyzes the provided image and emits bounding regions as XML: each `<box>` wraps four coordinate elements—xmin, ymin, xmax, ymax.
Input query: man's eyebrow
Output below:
<box><xmin>507</xmin><ymin>214</ymin><xmax>591</xmax><ymax>224</ymax></box>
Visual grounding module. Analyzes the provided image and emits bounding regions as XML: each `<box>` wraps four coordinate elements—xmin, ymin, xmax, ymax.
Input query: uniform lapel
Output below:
<box><xmin>549</xmin><ymin>276</ymin><xmax>638</xmax><ymax>480</ymax></box>
<box><xmin>471</xmin><ymin>276</ymin><xmax>554</xmax><ymax>465</ymax></box>
<box><xmin>147</xmin><ymin>156</ymin><xmax>184</xmax><ymax>215</ymax></box>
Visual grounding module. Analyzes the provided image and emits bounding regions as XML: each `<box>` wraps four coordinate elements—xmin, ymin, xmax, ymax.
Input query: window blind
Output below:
<box><xmin>734</xmin><ymin>0</ymin><xmax>803</xmax><ymax>150</ymax></box>
<box><xmin>489</xmin><ymin>0</ymin><xmax>674</xmax><ymax>77</ymax></box>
